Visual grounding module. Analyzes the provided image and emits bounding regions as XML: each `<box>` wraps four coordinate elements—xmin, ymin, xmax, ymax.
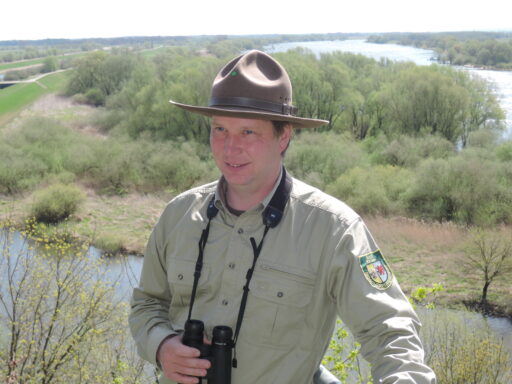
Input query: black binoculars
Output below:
<box><xmin>182</xmin><ymin>319</ymin><xmax>233</xmax><ymax>384</ymax></box>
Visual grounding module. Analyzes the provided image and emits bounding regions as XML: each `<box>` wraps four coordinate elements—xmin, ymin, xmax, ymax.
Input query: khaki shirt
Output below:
<box><xmin>129</xmin><ymin>172</ymin><xmax>436</xmax><ymax>383</ymax></box>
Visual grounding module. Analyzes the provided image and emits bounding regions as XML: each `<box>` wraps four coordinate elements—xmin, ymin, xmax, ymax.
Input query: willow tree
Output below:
<box><xmin>463</xmin><ymin>229</ymin><xmax>512</xmax><ymax>305</ymax></box>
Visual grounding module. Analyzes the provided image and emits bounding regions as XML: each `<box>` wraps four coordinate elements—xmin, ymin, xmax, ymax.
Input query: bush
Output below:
<box><xmin>0</xmin><ymin>229</ymin><xmax>147</xmax><ymax>383</ymax></box>
<box><xmin>326</xmin><ymin>165</ymin><xmax>413</xmax><ymax>216</ymax></box>
<box><xmin>496</xmin><ymin>141</ymin><xmax>512</xmax><ymax>162</ymax></box>
<box><xmin>379</xmin><ymin>135</ymin><xmax>455</xmax><ymax>168</ymax></box>
<box><xmin>0</xmin><ymin>142</ymin><xmax>48</xmax><ymax>194</ymax></box>
<box><xmin>31</xmin><ymin>183</ymin><xmax>85</xmax><ymax>224</ymax></box>
<box><xmin>405</xmin><ymin>153</ymin><xmax>512</xmax><ymax>225</ymax></box>
<box><xmin>84</xmin><ymin>87</ymin><xmax>106</xmax><ymax>106</ymax></box>
<box><xmin>286</xmin><ymin>132</ymin><xmax>368</xmax><ymax>189</ymax></box>
<box><xmin>420</xmin><ymin>309</ymin><xmax>512</xmax><ymax>384</ymax></box>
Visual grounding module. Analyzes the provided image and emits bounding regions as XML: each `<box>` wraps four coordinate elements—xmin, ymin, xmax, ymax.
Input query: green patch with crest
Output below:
<box><xmin>359</xmin><ymin>250</ymin><xmax>393</xmax><ymax>290</ymax></box>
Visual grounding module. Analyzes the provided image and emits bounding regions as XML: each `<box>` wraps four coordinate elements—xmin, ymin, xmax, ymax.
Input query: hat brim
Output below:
<box><xmin>169</xmin><ymin>100</ymin><xmax>329</xmax><ymax>129</ymax></box>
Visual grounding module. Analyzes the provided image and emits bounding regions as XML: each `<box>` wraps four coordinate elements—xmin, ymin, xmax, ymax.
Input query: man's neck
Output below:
<box><xmin>226</xmin><ymin>167</ymin><xmax>282</xmax><ymax>212</ymax></box>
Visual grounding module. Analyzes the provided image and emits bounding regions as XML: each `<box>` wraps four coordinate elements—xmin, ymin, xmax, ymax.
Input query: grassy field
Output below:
<box><xmin>0</xmin><ymin>52</ymin><xmax>86</xmax><ymax>72</ymax></box>
<box><xmin>0</xmin><ymin>71</ymin><xmax>70</xmax><ymax>124</ymax></box>
<box><xmin>0</xmin><ymin>58</ymin><xmax>46</xmax><ymax>71</ymax></box>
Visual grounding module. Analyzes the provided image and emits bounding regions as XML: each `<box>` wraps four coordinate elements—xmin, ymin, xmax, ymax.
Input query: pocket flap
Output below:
<box><xmin>250</xmin><ymin>273</ymin><xmax>313</xmax><ymax>308</ymax></box>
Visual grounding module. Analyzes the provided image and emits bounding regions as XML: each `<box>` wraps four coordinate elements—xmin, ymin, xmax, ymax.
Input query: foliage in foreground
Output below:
<box><xmin>422</xmin><ymin>309</ymin><xmax>512</xmax><ymax>384</ymax></box>
<box><xmin>323</xmin><ymin>285</ymin><xmax>512</xmax><ymax>384</ymax></box>
<box><xmin>0</xmin><ymin>228</ymin><xmax>150</xmax><ymax>384</ymax></box>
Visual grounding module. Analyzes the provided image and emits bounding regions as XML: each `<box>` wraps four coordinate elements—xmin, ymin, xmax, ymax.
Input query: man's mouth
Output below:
<box><xmin>226</xmin><ymin>162</ymin><xmax>247</xmax><ymax>168</ymax></box>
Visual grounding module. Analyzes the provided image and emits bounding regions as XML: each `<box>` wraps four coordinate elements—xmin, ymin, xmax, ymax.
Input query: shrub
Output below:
<box><xmin>84</xmin><ymin>87</ymin><xmax>106</xmax><ymax>106</ymax></box>
<box><xmin>0</xmin><ymin>143</ymin><xmax>48</xmax><ymax>194</ymax></box>
<box><xmin>466</xmin><ymin>128</ymin><xmax>500</xmax><ymax>149</ymax></box>
<box><xmin>379</xmin><ymin>135</ymin><xmax>455</xmax><ymax>168</ymax></box>
<box><xmin>286</xmin><ymin>132</ymin><xmax>367</xmax><ymax>189</ymax></box>
<box><xmin>0</xmin><ymin>229</ymin><xmax>148</xmax><ymax>383</ymax></box>
<box><xmin>326</xmin><ymin>165</ymin><xmax>413</xmax><ymax>216</ymax></box>
<box><xmin>31</xmin><ymin>183</ymin><xmax>85</xmax><ymax>224</ymax></box>
<box><xmin>496</xmin><ymin>141</ymin><xmax>512</xmax><ymax>162</ymax></box>
<box><xmin>322</xmin><ymin>319</ymin><xmax>371</xmax><ymax>383</ymax></box>
<box><xmin>420</xmin><ymin>309</ymin><xmax>511</xmax><ymax>384</ymax></box>
<box><xmin>405</xmin><ymin>153</ymin><xmax>512</xmax><ymax>225</ymax></box>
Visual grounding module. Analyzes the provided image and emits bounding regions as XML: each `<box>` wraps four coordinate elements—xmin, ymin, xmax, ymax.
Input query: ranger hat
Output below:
<box><xmin>169</xmin><ymin>50</ymin><xmax>329</xmax><ymax>129</ymax></box>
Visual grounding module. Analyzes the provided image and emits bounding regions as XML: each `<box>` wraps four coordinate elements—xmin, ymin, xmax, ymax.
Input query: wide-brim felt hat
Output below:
<box><xmin>169</xmin><ymin>50</ymin><xmax>329</xmax><ymax>129</ymax></box>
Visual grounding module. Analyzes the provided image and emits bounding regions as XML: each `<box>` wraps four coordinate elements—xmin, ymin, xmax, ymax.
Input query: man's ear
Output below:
<box><xmin>279</xmin><ymin>124</ymin><xmax>293</xmax><ymax>154</ymax></box>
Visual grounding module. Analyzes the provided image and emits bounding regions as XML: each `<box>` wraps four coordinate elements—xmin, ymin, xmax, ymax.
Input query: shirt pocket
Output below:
<box><xmin>167</xmin><ymin>259</ymin><xmax>210</xmax><ymax>309</ymax></box>
<box><xmin>244</xmin><ymin>264</ymin><xmax>314</xmax><ymax>349</ymax></box>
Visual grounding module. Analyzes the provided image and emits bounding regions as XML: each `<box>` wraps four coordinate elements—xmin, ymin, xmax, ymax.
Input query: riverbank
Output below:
<box><xmin>2</xmin><ymin>188</ymin><xmax>512</xmax><ymax>320</ymax></box>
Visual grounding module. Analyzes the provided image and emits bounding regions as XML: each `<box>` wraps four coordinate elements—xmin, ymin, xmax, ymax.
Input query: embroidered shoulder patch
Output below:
<box><xmin>359</xmin><ymin>250</ymin><xmax>393</xmax><ymax>290</ymax></box>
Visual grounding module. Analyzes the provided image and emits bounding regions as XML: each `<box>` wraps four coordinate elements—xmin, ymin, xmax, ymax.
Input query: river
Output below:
<box><xmin>1</xmin><ymin>228</ymin><xmax>511</xmax><ymax>364</ymax></box>
<box><xmin>266</xmin><ymin>39</ymin><xmax>512</xmax><ymax>140</ymax></box>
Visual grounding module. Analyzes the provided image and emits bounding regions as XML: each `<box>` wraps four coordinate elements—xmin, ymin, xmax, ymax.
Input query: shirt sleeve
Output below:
<box><xmin>327</xmin><ymin>217</ymin><xmax>436</xmax><ymax>384</ymax></box>
<box><xmin>129</xmin><ymin>219</ymin><xmax>177</xmax><ymax>366</ymax></box>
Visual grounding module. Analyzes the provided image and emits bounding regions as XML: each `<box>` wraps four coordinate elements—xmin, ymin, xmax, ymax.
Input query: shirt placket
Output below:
<box><xmin>217</xmin><ymin>210</ymin><xmax>263</xmax><ymax>326</ymax></box>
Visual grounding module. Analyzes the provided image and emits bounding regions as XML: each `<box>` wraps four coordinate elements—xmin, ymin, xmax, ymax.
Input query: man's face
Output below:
<box><xmin>210</xmin><ymin>116</ymin><xmax>291</xmax><ymax>197</ymax></box>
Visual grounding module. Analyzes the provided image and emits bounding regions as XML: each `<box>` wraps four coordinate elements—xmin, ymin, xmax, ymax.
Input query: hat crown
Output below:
<box><xmin>211</xmin><ymin>50</ymin><xmax>293</xmax><ymax>106</ymax></box>
<box><xmin>169</xmin><ymin>50</ymin><xmax>329</xmax><ymax>128</ymax></box>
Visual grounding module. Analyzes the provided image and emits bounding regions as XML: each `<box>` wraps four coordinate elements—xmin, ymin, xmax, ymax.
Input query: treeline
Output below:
<box><xmin>0</xmin><ymin>33</ymin><xmax>363</xmax><ymax>64</ymax></box>
<box><xmin>368</xmin><ymin>31</ymin><xmax>512</xmax><ymax>69</ymax></box>
<box><xmin>65</xmin><ymin>46</ymin><xmax>505</xmax><ymax>146</ymax></box>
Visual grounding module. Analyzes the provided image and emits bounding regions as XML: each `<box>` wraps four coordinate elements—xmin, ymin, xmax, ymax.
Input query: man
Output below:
<box><xmin>129</xmin><ymin>50</ymin><xmax>436</xmax><ymax>384</ymax></box>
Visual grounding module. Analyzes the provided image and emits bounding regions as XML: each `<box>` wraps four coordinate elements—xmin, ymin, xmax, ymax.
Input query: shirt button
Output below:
<box><xmin>277</xmin><ymin>291</ymin><xmax>284</xmax><ymax>298</ymax></box>
<box><xmin>237</xmin><ymin>228</ymin><xmax>244</xmax><ymax>234</ymax></box>
<box><xmin>177</xmin><ymin>274</ymin><xmax>183</xmax><ymax>280</ymax></box>
<box><xmin>228</xmin><ymin>262</ymin><xmax>236</xmax><ymax>269</ymax></box>
<box><xmin>222</xmin><ymin>299</ymin><xmax>229</xmax><ymax>306</ymax></box>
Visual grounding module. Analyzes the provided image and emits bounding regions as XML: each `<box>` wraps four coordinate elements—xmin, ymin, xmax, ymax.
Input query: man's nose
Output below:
<box><xmin>224</xmin><ymin>134</ymin><xmax>241</xmax><ymax>153</ymax></box>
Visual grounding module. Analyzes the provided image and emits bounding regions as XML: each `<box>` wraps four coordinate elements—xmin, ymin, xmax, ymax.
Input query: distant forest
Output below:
<box><xmin>0</xmin><ymin>33</ymin><xmax>367</xmax><ymax>63</ymax></box>
<box><xmin>368</xmin><ymin>31</ymin><xmax>512</xmax><ymax>69</ymax></box>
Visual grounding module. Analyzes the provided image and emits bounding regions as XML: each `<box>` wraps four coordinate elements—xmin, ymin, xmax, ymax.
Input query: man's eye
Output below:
<box><xmin>214</xmin><ymin>126</ymin><xmax>225</xmax><ymax>132</ymax></box>
<box><xmin>243</xmin><ymin>129</ymin><xmax>254</xmax><ymax>135</ymax></box>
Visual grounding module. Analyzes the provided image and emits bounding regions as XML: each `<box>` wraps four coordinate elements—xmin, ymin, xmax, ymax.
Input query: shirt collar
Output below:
<box><xmin>214</xmin><ymin>166</ymin><xmax>284</xmax><ymax>214</ymax></box>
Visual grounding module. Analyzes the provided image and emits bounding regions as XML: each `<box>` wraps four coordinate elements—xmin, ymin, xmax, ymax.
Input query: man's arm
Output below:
<box><xmin>129</xmin><ymin>227</ymin><xmax>177</xmax><ymax>366</ymax></box>
<box><xmin>328</xmin><ymin>217</ymin><xmax>436</xmax><ymax>384</ymax></box>
<box><xmin>129</xmin><ymin>211</ymin><xmax>211</xmax><ymax>382</ymax></box>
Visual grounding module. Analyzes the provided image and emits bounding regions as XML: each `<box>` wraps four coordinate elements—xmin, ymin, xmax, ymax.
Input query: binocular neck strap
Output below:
<box><xmin>231</xmin><ymin>225</ymin><xmax>270</xmax><ymax>367</ymax></box>
<box><xmin>187</xmin><ymin>197</ymin><xmax>217</xmax><ymax>322</ymax></box>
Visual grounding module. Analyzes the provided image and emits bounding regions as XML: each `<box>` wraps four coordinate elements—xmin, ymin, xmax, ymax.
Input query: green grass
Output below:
<box><xmin>0</xmin><ymin>58</ymin><xmax>45</xmax><ymax>71</ymax></box>
<box><xmin>0</xmin><ymin>71</ymin><xmax>70</xmax><ymax>123</ymax></box>
<box><xmin>0</xmin><ymin>53</ymin><xmax>87</xmax><ymax>72</ymax></box>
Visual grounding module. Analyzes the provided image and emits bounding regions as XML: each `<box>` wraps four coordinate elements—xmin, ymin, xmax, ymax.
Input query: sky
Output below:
<box><xmin>2</xmin><ymin>0</ymin><xmax>511</xmax><ymax>41</ymax></box>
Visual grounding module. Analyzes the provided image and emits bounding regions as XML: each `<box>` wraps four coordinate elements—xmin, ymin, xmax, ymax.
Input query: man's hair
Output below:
<box><xmin>272</xmin><ymin>120</ymin><xmax>293</xmax><ymax>156</ymax></box>
<box><xmin>271</xmin><ymin>120</ymin><xmax>289</xmax><ymax>137</ymax></box>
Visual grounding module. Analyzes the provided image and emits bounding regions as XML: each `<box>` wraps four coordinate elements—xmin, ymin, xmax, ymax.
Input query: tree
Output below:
<box><xmin>463</xmin><ymin>229</ymin><xmax>512</xmax><ymax>305</ymax></box>
<box><xmin>41</xmin><ymin>57</ymin><xmax>58</xmax><ymax>73</ymax></box>
<box><xmin>455</xmin><ymin>71</ymin><xmax>505</xmax><ymax>147</ymax></box>
<box><xmin>0</xmin><ymin>227</ymin><xmax>147</xmax><ymax>383</ymax></box>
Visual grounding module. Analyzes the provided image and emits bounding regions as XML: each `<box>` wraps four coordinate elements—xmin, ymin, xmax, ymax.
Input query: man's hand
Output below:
<box><xmin>157</xmin><ymin>335</ymin><xmax>211</xmax><ymax>384</ymax></box>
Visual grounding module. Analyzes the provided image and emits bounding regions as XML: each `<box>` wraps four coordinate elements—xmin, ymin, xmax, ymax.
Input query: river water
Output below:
<box><xmin>1</xmin><ymin>228</ymin><xmax>511</xmax><ymax>363</ymax></box>
<box><xmin>266</xmin><ymin>39</ymin><xmax>512</xmax><ymax>140</ymax></box>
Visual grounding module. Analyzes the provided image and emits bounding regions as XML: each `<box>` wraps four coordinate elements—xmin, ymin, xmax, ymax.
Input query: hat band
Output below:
<box><xmin>209</xmin><ymin>97</ymin><xmax>298</xmax><ymax>116</ymax></box>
